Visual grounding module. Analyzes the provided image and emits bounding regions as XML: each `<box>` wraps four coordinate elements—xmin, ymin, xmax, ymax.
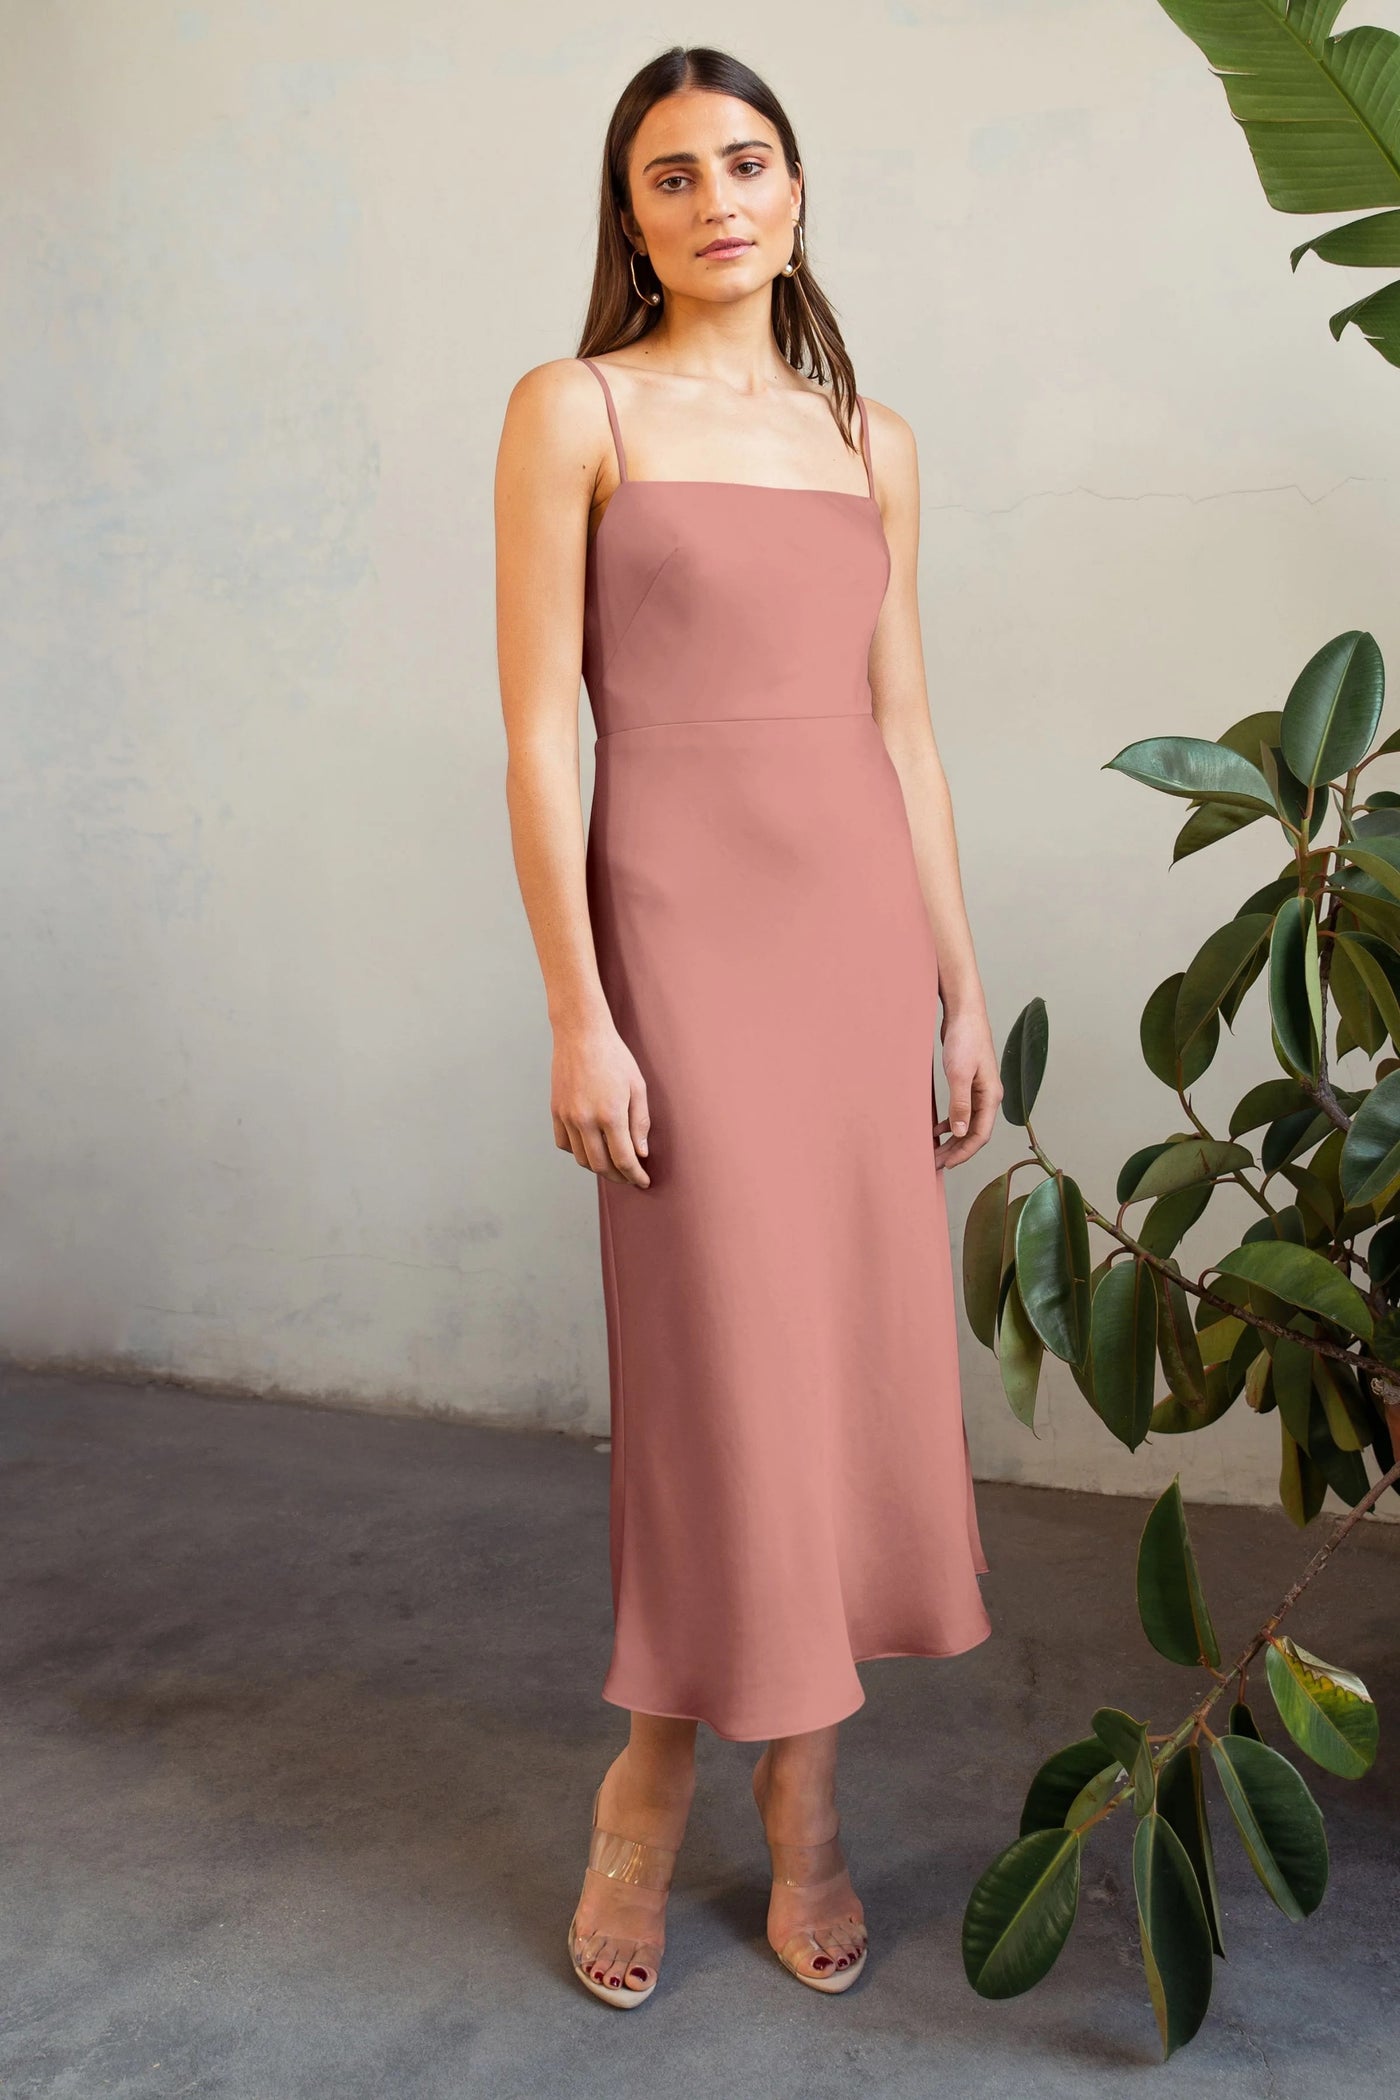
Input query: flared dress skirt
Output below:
<box><xmin>578</xmin><ymin>362</ymin><xmax>991</xmax><ymax>1742</ymax></box>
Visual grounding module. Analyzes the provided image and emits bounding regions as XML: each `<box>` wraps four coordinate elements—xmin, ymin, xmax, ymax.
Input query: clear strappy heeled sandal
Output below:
<box><xmin>567</xmin><ymin>1779</ymin><xmax>680</xmax><ymax>2009</ymax></box>
<box><xmin>763</xmin><ymin>1824</ymin><xmax>869</xmax><ymax>1992</ymax></box>
<box><xmin>752</xmin><ymin>1749</ymin><xmax>868</xmax><ymax>1992</ymax></box>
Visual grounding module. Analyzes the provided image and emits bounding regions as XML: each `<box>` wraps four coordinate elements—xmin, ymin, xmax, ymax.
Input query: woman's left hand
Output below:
<box><xmin>935</xmin><ymin>1004</ymin><xmax>1003</xmax><ymax>1169</ymax></box>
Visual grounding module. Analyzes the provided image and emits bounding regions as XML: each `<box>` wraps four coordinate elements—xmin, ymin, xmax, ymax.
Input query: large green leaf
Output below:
<box><xmin>1123</xmin><ymin>1137</ymin><xmax>1254</xmax><ymax>1202</ymax></box>
<box><xmin>1137</xmin><ymin>1477</ymin><xmax>1222</xmax><ymax>1668</ymax></box>
<box><xmin>1333</xmin><ymin>883</ymin><xmax>1400</xmax><ymax>951</ymax></box>
<box><xmin>1150</xmin><ymin>1359</ymin><xmax>1241</xmax><ymax>1434</ymax></box>
<box><xmin>1000</xmin><ymin>999</ymin><xmax>1048</xmax><ymax>1127</ymax></box>
<box><xmin>1173</xmin><ymin>798</ymin><xmax>1261</xmax><ymax>862</ymax></box>
<box><xmin>1137</xmin><ymin>1180</ymin><xmax>1216</xmax><ymax>1258</ymax></box>
<box><xmin>1157</xmin><ymin>1743</ymin><xmax>1226</xmax><ymax>1958</ymax></box>
<box><xmin>1152</xmin><ymin>0</ymin><xmax>1400</xmax><ymax>366</ymax></box>
<box><xmin>1104</xmin><ymin>735</ymin><xmax>1275</xmax><ymax>810</ymax></box>
<box><xmin>1293</xmin><ymin>205</ymin><xmax>1400</xmax><ymax>267</ymax></box>
<box><xmin>1089</xmin><ymin>1259</ymin><xmax>1158</xmax><ymax>1451</ymax></box>
<box><xmin>1133</xmin><ymin>1809</ymin><xmax>1215</xmax><ymax>2059</ymax></box>
<box><xmin>1340</xmin><ymin>1068</ymin><xmax>1400</xmax><ymax>1206</ymax></box>
<box><xmin>1304</xmin><ymin>1383</ymin><xmax>1373</xmax><ymax>1505</ymax></box>
<box><xmin>1335</xmin><ymin>930</ymin><xmax>1400</xmax><ymax>1047</ymax></box>
<box><xmin>1265</xmin><ymin>1636</ymin><xmax>1379</xmax><ymax>1779</ymax></box>
<box><xmin>1177</xmin><ymin>914</ymin><xmax>1274</xmax><ymax>1051</ymax></box>
<box><xmin>1019</xmin><ymin>1737</ymin><xmax>1121</xmax><ymax>1837</ymax></box>
<box><xmin>1268</xmin><ymin>896</ymin><xmax>1323</xmax><ymax>1080</ymax></box>
<box><xmin>1313</xmin><ymin>1356</ymin><xmax>1370</xmax><ymax>1451</ymax></box>
<box><xmin>1230</xmin><ymin>1076</ymin><xmax>1316</xmax><ymax>1137</ymax></box>
<box><xmin>1209</xmin><ymin>1735</ymin><xmax>1329</xmax><ymax>1922</ymax></box>
<box><xmin>1271</xmin><ymin>1334</ymin><xmax>1316</xmax><ymax>1446</ymax></box>
<box><xmin>1340</xmin><ymin>835</ymin><xmax>1400</xmax><ymax>906</ymax></box>
<box><xmin>1280</xmin><ymin>632</ymin><xmax>1386</xmax><ymax>786</ymax></box>
<box><xmin>1215</xmin><ymin>1240</ymin><xmax>1374</xmax><ymax>1341</ymax></box>
<box><xmin>1327</xmin><ymin>931</ymin><xmax>1387</xmax><ymax>1057</ymax></box>
<box><xmin>964</xmin><ymin>1171</ymin><xmax>1019</xmax><ymax>1349</ymax></box>
<box><xmin>1150</xmin><ymin>0</ymin><xmax>1400</xmax><ymax>208</ymax></box>
<box><xmin>1015</xmin><ymin>1173</ymin><xmax>1094</xmax><ymax>1368</ymax></box>
<box><xmin>998</xmin><ymin>1272</ymin><xmax>1043</xmax><ymax>1431</ymax></box>
<box><xmin>1153</xmin><ymin>1263</ymin><xmax>1211</xmax><ymax>1413</ymax></box>
<box><xmin>1141</xmin><ymin>973</ymin><xmax>1220</xmax><ymax>1090</ymax></box>
<box><xmin>962</xmin><ymin>1827</ymin><xmax>1082</xmax><ymax>1997</ymax></box>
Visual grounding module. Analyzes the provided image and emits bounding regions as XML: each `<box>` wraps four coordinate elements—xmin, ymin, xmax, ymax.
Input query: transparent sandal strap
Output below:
<box><xmin>587</xmin><ymin>1825</ymin><xmax>678</xmax><ymax>1890</ymax></box>
<box><xmin>765</xmin><ymin>1830</ymin><xmax>846</xmax><ymax>1888</ymax></box>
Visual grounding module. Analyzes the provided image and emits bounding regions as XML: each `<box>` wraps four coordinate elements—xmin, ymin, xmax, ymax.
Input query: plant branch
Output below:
<box><xmin>1076</xmin><ymin>1452</ymin><xmax>1400</xmax><ymax>1834</ymax></box>
<box><xmin>1018</xmin><ymin>1131</ymin><xmax>1387</xmax><ymax>1381</ymax></box>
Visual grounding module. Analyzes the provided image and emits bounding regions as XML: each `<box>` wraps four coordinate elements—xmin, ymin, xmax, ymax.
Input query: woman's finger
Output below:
<box><xmin>578</xmin><ymin>1119</ymin><xmax>628</xmax><ymax>1183</ymax></box>
<box><xmin>603</xmin><ymin>1112</ymin><xmax>650</xmax><ymax>1189</ymax></box>
<box><xmin>630</xmin><ymin>1087</ymin><xmax>650</xmax><ymax>1162</ymax></box>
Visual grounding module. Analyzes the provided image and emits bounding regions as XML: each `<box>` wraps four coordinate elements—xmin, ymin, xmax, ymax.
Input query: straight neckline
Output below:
<box><xmin>579</xmin><ymin>357</ymin><xmax>879</xmax><ymax>549</ymax></box>
<box><xmin>591</xmin><ymin>477</ymin><xmax>880</xmax><ymax>553</ymax></box>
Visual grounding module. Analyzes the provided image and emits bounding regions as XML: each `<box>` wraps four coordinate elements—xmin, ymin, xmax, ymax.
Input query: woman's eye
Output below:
<box><xmin>655</xmin><ymin>160</ymin><xmax>766</xmax><ymax>191</ymax></box>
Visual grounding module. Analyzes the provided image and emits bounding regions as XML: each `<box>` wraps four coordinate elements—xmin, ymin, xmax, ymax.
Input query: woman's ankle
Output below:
<box><xmin>606</xmin><ymin>1740</ymin><xmax>696</xmax><ymax>1816</ymax></box>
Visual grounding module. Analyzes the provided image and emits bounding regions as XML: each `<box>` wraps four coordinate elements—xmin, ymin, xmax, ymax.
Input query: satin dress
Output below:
<box><xmin>578</xmin><ymin>356</ymin><xmax>991</xmax><ymax>1741</ymax></box>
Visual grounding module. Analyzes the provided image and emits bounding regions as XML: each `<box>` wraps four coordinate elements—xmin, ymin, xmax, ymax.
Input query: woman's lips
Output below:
<box><xmin>699</xmin><ymin>240</ymin><xmax>753</xmax><ymax>257</ymax></box>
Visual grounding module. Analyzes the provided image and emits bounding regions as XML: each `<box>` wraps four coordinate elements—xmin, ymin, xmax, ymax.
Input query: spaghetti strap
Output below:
<box><xmin>855</xmin><ymin>394</ymin><xmax>875</xmax><ymax>500</ymax></box>
<box><xmin>580</xmin><ymin>357</ymin><xmax>629</xmax><ymax>483</ymax></box>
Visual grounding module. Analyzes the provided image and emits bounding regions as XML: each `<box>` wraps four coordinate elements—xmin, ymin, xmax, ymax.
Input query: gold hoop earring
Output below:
<box><xmin>629</xmin><ymin>247</ymin><xmax>662</xmax><ymax>306</ymax></box>
<box><xmin>780</xmin><ymin>222</ymin><xmax>805</xmax><ymax>277</ymax></box>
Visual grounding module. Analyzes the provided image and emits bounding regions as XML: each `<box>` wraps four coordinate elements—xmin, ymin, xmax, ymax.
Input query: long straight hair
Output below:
<box><xmin>576</xmin><ymin>46</ymin><xmax>862</xmax><ymax>453</ymax></box>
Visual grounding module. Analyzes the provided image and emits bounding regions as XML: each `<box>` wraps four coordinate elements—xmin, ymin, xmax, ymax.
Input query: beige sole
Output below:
<box><xmin>777</xmin><ymin>1940</ymin><xmax>868</xmax><ymax>1993</ymax></box>
<box><xmin>567</xmin><ymin>1913</ymin><xmax>659</xmax><ymax>2009</ymax></box>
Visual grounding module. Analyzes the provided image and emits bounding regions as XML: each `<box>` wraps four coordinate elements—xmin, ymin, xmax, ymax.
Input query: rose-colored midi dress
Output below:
<box><xmin>578</xmin><ymin>356</ymin><xmax>991</xmax><ymax>1743</ymax></box>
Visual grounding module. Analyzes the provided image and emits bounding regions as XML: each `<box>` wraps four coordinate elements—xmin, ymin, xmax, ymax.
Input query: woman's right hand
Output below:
<box><xmin>551</xmin><ymin>1020</ymin><xmax>652</xmax><ymax>1188</ymax></box>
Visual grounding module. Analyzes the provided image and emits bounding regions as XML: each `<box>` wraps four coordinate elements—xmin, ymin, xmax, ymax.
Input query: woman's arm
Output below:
<box><xmin>495</xmin><ymin>358</ymin><xmax>651</xmax><ymax>1188</ymax></box>
<box><xmin>863</xmin><ymin>399</ymin><xmax>1002</xmax><ymax>1169</ymax></box>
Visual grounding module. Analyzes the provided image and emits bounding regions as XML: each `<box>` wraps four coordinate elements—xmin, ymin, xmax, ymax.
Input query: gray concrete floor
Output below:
<box><xmin>1</xmin><ymin>1367</ymin><xmax>1397</xmax><ymax>2099</ymax></box>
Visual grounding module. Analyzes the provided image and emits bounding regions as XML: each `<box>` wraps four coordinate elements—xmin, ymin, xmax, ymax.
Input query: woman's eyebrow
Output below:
<box><xmin>640</xmin><ymin>137</ymin><xmax>775</xmax><ymax>174</ymax></box>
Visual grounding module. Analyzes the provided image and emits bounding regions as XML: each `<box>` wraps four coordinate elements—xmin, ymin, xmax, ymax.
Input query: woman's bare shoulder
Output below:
<box><xmin>505</xmin><ymin>355</ymin><xmax>605</xmax><ymax>419</ymax></box>
<box><xmin>499</xmin><ymin>357</ymin><xmax>614</xmax><ymax>479</ymax></box>
<box><xmin>857</xmin><ymin>392</ymin><xmax>915</xmax><ymax>456</ymax></box>
<box><xmin>857</xmin><ymin>393</ymin><xmax>918</xmax><ymax>503</ymax></box>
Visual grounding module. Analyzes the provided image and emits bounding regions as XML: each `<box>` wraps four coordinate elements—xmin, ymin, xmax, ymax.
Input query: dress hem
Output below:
<box><xmin>600</xmin><ymin>1619</ymin><xmax>994</xmax><ymax>1744</ymax></box>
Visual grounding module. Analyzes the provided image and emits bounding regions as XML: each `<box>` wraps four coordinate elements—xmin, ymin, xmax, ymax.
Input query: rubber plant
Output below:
<box><xmin>959</xmin><ymin>643</ymin><xmax>1400</xmax><ymax>2057</ymax></box>
<box><xmin>955</xmin><ymin>1</ymin><xmax>1400</xmax><ymax>2057</ymax></box>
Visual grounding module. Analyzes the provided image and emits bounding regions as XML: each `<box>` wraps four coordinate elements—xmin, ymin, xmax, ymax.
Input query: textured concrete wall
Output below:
<box><xmin>4</xmin><ymin>0</ymin><xmax>1399</xmax><ymax>1517</ymax></box>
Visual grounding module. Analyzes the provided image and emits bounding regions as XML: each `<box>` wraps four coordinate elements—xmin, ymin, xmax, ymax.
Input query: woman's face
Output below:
<box><xmin>622</xmin><ymin>90</ymin><xmax>801</xmax><ymax>304</ymax></box>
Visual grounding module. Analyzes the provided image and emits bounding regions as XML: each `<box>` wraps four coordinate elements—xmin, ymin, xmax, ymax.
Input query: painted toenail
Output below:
<box><xmin>629</xmin><ymin>1967</ymin><xmax>648</xmax><ymax>1981</ymax></box>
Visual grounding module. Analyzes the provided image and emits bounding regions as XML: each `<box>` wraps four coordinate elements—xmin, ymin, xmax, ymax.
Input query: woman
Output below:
<box><xmin>495</xmin><ymin>45</ymin><xmax>1000</xmax><ymax>2008</ymax></box>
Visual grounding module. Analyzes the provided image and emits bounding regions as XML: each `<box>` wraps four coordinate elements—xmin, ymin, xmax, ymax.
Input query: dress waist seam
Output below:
<box><xmin>595</xmin><ymin>708</ymin><xmax>875</xmax><ymax>739</ymax></box>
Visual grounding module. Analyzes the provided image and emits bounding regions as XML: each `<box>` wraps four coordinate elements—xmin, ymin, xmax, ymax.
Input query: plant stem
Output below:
<box><xmin>1076</xmin><ymin>1453</ymin><xmax>1400</xmax><ymax>1833</ymax></box>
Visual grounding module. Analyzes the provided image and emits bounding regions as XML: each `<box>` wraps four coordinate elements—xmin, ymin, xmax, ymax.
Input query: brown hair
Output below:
<box><xmin>576</xmin><ymin>45</ymin><xmax>861</xmax><ymax>452</ymax></box>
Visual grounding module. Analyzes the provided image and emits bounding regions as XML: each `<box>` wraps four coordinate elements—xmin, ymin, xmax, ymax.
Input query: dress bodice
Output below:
<box><xmin>577</xmin><ymin>360</ymin><xmax>891</xmax><ymax>739</ymax></box>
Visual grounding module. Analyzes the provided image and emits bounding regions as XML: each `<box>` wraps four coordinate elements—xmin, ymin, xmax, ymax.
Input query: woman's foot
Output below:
<box><xmin>752</xmin><ymin>1743</ymin><xmax>868</xmax><ymax>1987</ymax></box>
<box><xmin>569</xmin><ymin>1740</ymin><xmax>695</xmax><ymax>1999</ymax></box>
